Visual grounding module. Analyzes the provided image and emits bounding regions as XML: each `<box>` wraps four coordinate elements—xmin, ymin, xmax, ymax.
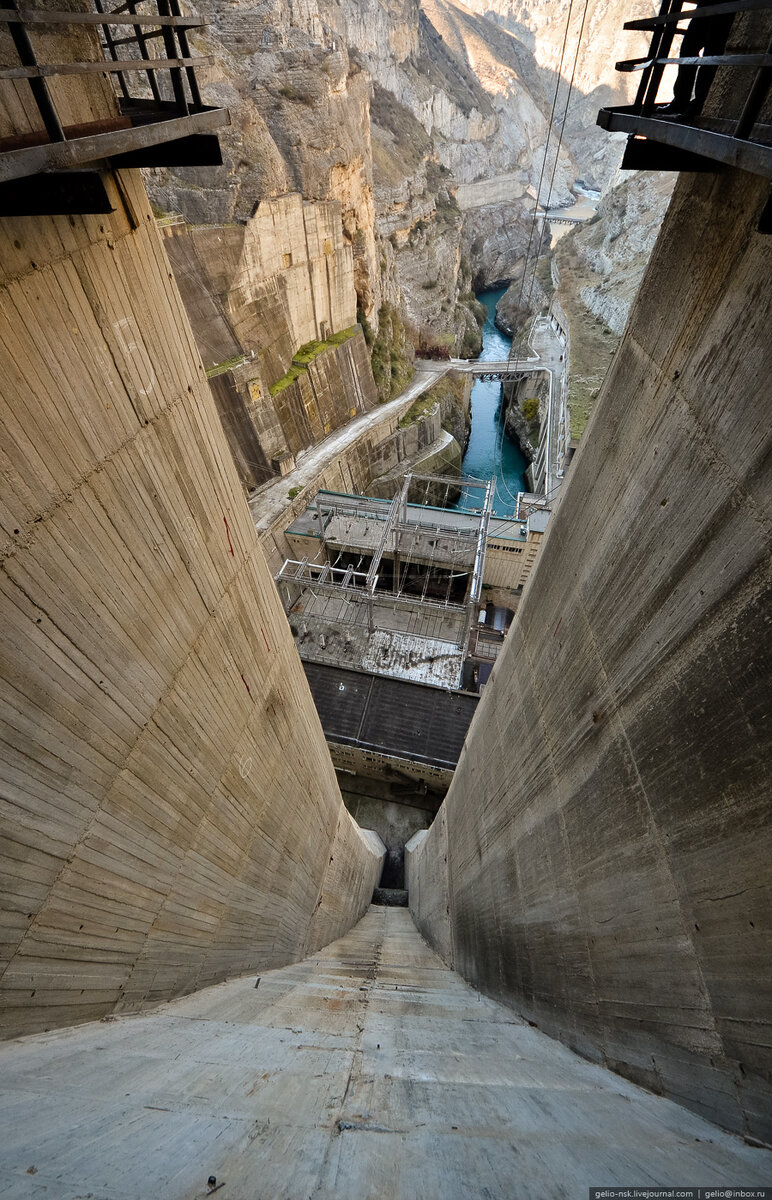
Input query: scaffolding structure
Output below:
<box><xmin>275</xmin><ymin>475</ymin><xmax>493</xmax><ymax>673</ymax></box>
<box><xmin>312</xmin><ymin>476</ymin><xmax>492</xmax><ymax>595</ymax></box>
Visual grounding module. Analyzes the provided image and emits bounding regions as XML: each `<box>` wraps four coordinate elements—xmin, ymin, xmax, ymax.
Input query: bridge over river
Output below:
<box><xmin>418</xmin><ymin>354</ymin><xmax>540</xmax><ymax>381</ymax></box>
<box><xmin>418</xmin><ymin>310</ymin><xmax>569</xmax><ymax>501</ymax></box>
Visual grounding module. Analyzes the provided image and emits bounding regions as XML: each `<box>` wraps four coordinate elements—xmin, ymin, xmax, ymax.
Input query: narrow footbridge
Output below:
<box><xmin>420</xmin><ymin>356</ymin><xmax>542</xmax><ymax>381</ymax></box>
<box><xmin>539</xmin><ymin>212</ymin><xmax>586</xmax><ymax>227</ymax></box>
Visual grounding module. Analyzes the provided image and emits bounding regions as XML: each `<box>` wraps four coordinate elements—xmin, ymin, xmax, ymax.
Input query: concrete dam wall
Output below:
<box><xmin>0</xmin><ymin>170</ymin><xmax>384</xmax><ymax>1039</ymax></box>
<box><xmin>408</xmin><ymin>167</ymin><xmax>772</xmax><ymax>1142</ymax></box>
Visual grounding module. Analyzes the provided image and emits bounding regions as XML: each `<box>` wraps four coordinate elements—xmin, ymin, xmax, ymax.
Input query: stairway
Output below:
<box><xmin>1</xmin><ymin>908</ymin><xmax>769</xmax><ymax>1199</ymax></box>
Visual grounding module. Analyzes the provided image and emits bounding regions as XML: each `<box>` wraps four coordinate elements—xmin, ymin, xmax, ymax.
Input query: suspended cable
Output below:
<box><xmin>505</xmin><ymin>0</ymin><xmax>576</xmax><ymax>373</ymax></box>
<box><xmin>492</xmin><ymin>0</ymin><xmax>590</xmax><ymax>513</ymax></box>
<box><xmin>527</xmin><ymin>0</ymin><xmax>592</xmax><ymax>317</ymax></box>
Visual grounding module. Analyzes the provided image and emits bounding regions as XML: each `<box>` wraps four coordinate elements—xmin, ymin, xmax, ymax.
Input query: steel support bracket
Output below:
<box><xmin>621</xmin><ymin>134</ymin><xmax>727</xmax><ymax>172</ymax></box>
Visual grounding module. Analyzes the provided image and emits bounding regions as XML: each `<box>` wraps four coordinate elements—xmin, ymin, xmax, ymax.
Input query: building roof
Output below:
<box><xmin>303</xmin><ymin>662</ymin><xmax>478</xmax><ymax>769</ymax></box>
<box><xmin>285</xmin><ymin>489</ymin><xmax>528</xmax><ymax>544</ymax></box>
<box><xmin>528</xmin><ymin>510</ymin><xmax>551</xmax><ymax>534</ymax></box>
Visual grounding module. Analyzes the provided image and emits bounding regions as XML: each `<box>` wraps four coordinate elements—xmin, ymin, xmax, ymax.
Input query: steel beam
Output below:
<box><xmin>0</xmin><ymin>170</ymin><xmax>113</xmax><ymax>214</ymax></box>
<box><xmin>0</xmin><ymin>106</ymin><xmax>229</xmax><ymax>183</ymax></box>
<box><xmin>366</xmin><ymin>486</ymin><xmax>405</xmax><ymax>594</ymax></box>
<box><xmin>597</xmin><ymin>107</ymin><xmax>772</xmax><ymax>178</ymax></box>
<box><xmin>108</xmin><ymin>132</ymin><xmax>223</xmax><ymax>168</ymax></box>
<box><xmin>621</xmin><ymin>136</ymin><xmax>724</xmax><ymax>171</ymax></box>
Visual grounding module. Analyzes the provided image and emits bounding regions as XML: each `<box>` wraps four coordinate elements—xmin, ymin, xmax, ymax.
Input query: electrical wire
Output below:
<box><xmin>486</xmin><ymin>23</ymin><xmax>574</xmax><ymax>518</ymax></box>
<box><xmin>526</xmin><ymin>0</ymin><xmax>591</xmax><ymax>316</ymax></box>
<box><xmin>505</xmin><ymin>0</ymin><xmax>577</xmax><ymax>371</ymax></box>
<box><xmin>492</xmin><ymin>0</ymin><xmax>590</xmax><ymax>512</ymax></box>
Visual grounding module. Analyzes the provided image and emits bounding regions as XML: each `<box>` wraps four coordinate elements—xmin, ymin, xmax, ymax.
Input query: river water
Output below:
<box><xmin>452</xmin><ymin>286</ymin><xmax>529</xmax><ymax>518</ymax></box>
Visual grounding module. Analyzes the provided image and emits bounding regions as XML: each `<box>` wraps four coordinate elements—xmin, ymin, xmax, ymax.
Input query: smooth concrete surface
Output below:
<box><xmin>2</xmin><ymin>908</ymin><xmax>770</xmax><ymax>1200</ymax></box>
<box><xmin>410</xmin><ymin>167</ymin><xmax>772</xmax><ymax>1139</ymax></box>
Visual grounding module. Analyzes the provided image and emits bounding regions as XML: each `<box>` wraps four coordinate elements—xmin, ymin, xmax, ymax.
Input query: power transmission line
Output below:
<box><xmin>493</xmin><ymin>0</ymin><xmax>591</xmax><ymax>512</ymax></box>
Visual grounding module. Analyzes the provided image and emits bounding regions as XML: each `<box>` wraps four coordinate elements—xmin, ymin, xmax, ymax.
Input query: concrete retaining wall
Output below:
<box><xmin>163</xmin><ymin>197</ymin><xmax>377</xmax><ymax>491</ymax></box>
<box><xmin>0</xmin><ymin>170</ymin><xmax>382</xmax><ymax>1038</ymax></box>
<box><xmin>270</xmin><ymin>332</ymin><xmax>377</xmax><ymax>457</ymax></box>
<box><xmin>165</xmin><ymin>194</ymin><xmax>356</xmax><ymax>385</ymax></box>
<box><xmin>307</xmin><ymin>817</ymin><xmax>385</xmax><ymax>954</ymax></box>
<box><xmin>411</xmin><ymin>168</ymin><xmax>772</xmax><ymax>1141</ymax></box>
<box><xmin>406</xmin><ymin>812</ymin><xmax>452</xmax><ymax>966</ymax></box>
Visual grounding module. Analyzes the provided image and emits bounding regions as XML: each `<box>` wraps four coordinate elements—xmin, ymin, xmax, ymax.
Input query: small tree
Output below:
<box><xmin>522</xmin><ymin>396</ymin><xmax>540</xmax><ymax>423</ymax></box>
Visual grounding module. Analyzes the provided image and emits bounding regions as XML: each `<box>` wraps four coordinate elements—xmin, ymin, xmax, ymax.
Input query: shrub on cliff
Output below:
<box><xmin>522</xmin><ymin>396</ymin><xmax>539</xmax><ymax>423</ymax></box>
<box><xmin>277</xmin><ymin>84</ymin><xmax>314</xmax><ymax>106</ymax></box>
<box><xmin>357</xmin><ymin>306</ymin><xmax>375</xmax><ymax>348</ymax></box>
<box><xmin>371</xmin><ymin>303</ymin><xmax>413</xmax><ymax>403</ymax></box>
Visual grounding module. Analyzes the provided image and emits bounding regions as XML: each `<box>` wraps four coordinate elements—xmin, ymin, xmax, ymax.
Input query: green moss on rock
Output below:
<box><xmin>269</xmin><ymin>327</ymin><xmax>358</xmax><ymax>395</ymax></box>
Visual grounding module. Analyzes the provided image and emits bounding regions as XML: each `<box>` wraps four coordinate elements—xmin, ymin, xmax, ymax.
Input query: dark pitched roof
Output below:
<box><xmin>303</xmin><ymin>662</ymin><xmax>478</xmax><ymax>769</ymax></box>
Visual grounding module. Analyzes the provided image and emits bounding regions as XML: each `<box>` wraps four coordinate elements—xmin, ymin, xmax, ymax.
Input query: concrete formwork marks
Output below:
<box><xmin>0</xmin><ymin>908</ymin><xmax>769</xmax><ymax>1200</ymax></box>
<box><xmin>412</xmin><ymin>169</ymin><xmax>772</xmax><ymax>1141</ymax></box>
<box><xmin>0</xmin><ymin>170</ymin><xmax>381</xmax><ymax>1037</ymax></box>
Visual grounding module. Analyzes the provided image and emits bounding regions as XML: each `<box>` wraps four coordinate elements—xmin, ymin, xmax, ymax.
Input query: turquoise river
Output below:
<box><xmin>452</xmin><ymin>285</ymin><xmax>529</xmax><ymax>518</ymax></box>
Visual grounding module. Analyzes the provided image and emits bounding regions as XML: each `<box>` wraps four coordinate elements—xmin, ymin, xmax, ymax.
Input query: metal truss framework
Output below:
<box><xmin>276</xmin><ymin>476</ymin><xmax>494</xmax><ymax>650</ymax></box>
<box><xmin>0</xmin><ymin>1</ymin><xmax>228</xmax><ymax>211</ymax></box>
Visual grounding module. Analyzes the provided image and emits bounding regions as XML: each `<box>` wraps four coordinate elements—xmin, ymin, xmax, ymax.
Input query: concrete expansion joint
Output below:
<box><xmin>0</xmin><ymin>211</ymin><xmax>138</xmax><ymax>288</ymax></box>
<box><xmin>0</xmin><ymin>383</ymin><xmax>227</xmax><ymax>570</ymax></box>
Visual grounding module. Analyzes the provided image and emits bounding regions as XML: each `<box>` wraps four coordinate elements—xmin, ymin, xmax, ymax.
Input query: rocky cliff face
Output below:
<box><xmin>458</xmin><ymin>0</ymin><xmax>654</xmax><ymax>188</ymax></box>
<box><xmin>359</xmin><ymin>0</ymin><xmax>580</xmax><ymax>309</ymax></box>
<box><xmin>370</xmin><ymin>86</ymin><xmax>483</xmax><ymax>359</ymax></box>
<box><xmin>550</xmin><ymin>169</ymin><xmax>674</xmax><ymax>436</ymax></box>
<box><xmin>564</xmin><ymin>169</ymin><xmax>676</xmax><ymax>336</ymax></box>
<box><xmin>150</xmin><ymin>0</ymin><xmax>382</xmax><ymax>322</ymax></box>
<box><xmin>148</xmin><ymin>0</ymin><xmax>663</xmax><ymax>468</ymax></box>
<box><xmin>149</xmin><ymin>0</ymin><xmax>586</xmax><ymax>350</ymax></box>
<box><xmin>503</xmin><ymin>371</ymin><xmax>549</xmax><ymax>463</ymax></box>
<box><xmin>494</xmin><ymin>168</ymin><xmax>673</xmax><ymax>440</ymax></box>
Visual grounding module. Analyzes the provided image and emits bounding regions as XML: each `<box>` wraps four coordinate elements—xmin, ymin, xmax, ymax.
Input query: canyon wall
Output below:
<box><xmin>165</xmin><ymin>194</ymin><xmax>357</xmax><ymax>376</ymax></box>
<box><xmin>496</xmin><ymin>170</ymin><xmax>674</xmax><ymax>440</ymax></box>
<box><xmin>163</xmin><ymin>195</ymin><xmax>378</xmax><ymax>491</ymax></box>
<box><xmin>0</xmin><ymin>169</ymin><xmax>384</xmax><ymax>1039</ymax></box>
<box><xmin>409</xmin><ymin>167</ymin><xmax>772</xmax><ymax>1142</ymax></box>
<box><xmin>145</xmin><ymin>0</ymin><xmax>662</xmax><ymax>424</ymax></box>
<box><xmin>145</xmin><ymin>0</ymin><xmax>620</xmax><ymax>368</ymax></box>
<box><xmin>459</xmin><ymin>0</ymin><xmax>653</xmax><ymax>187</ymax></box>
<box><xmin>553</xmin><ymin>171</ymin><xmax>675</xmax><ymax>438</ymax></box>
